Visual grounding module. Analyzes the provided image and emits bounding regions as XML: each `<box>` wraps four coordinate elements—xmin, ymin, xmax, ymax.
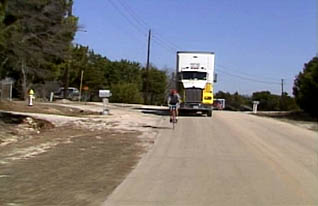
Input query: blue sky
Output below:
<box><xmin>73</xmin><ymin>0</ymin><xmax>317</xmax><ymax>95</ymax></box>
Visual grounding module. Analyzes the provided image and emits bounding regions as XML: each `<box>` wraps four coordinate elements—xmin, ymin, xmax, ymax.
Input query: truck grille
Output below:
<box><xmin>184</xmin><ymin>88</ymin><xmax>202</xmax><ymax>103</ymax></box>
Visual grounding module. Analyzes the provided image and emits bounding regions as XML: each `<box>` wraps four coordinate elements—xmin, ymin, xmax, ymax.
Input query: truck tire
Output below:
<box><xmin>207</xmin><ymin>110</ymin><xmax>212</xmax><ymax>117</ymax></box>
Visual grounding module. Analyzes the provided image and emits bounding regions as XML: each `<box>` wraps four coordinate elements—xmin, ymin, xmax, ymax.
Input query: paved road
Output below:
<box><xmin>102</xmin><ymin>111</ymin><xmax>318</xmax><ymax>206</ymax></box>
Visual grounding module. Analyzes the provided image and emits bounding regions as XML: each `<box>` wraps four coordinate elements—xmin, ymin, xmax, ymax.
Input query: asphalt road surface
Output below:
<box><xmin>102</xmin><ymin>111</ymin><xmax>318</xmax><ymax>206</ymax></box>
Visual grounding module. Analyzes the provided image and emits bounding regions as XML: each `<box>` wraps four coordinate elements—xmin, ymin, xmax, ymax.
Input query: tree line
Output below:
<box><xmin>293</xmin><ymin>57</ymin><xmax>318</xmax><ymax>118</ymax></box>
<box><xmin>215</xmin><ymin>56</ymin><xmax>318</xmax><ymax>118</ymax></box>
<box><xmin>215</xmin><ymin>91</ymin><xmax>298</xmax><ymax>111</ymax></box>
<box><xmin>0</xmin><ymin>0</ymin><xmax>168</xmax><ymax>105</ymax></box>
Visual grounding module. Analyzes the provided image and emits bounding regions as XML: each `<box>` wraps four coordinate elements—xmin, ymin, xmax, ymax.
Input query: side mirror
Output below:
<box><xmin>214</xmin><ymin>73</ymin><xmax>218</xmax><ymax>83</ymax></box>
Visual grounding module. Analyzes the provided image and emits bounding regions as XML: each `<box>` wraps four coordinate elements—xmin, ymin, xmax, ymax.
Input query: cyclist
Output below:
<box><xmin>167</xmin><ymin>89</ymin><xmax>181</xmax><ymax>122</ymax></box>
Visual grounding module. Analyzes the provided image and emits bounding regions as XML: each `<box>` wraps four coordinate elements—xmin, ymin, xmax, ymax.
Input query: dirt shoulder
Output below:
<box><xmin>0</xmin><ymin>100</ymin><xmax>98</xmax><ymax>116</ymax></box>
<box><xmin>0</xmin><ymin>101</ymin><xmax>163</xmax><ymax>206</ymax></box>
<box><xmin>252</xmin><ymin>111</ymin><xmax>318</xmax><ymax>131</ymax></box>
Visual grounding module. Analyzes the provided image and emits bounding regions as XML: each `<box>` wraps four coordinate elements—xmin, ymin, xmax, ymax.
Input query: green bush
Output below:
<box><xmin>110</xmin><ymin>83</ymin><xmax>143</xmax><ymax>104</ymax></box>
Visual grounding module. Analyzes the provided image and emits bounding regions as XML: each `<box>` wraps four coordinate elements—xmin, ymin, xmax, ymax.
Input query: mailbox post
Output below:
<box><xmin>99</xmin><ymin>90</ymin><xmax>112</xmax><ymax>115</ymax></box>
<box><xmin>253</xmin><ymin>101</ymin><xmax>260</xmax><ymax>114</ymax></box>
<box><xmin>28</xmin><ymin>89</ymin><xmax>35</xmax><ymax>106</ymax></box>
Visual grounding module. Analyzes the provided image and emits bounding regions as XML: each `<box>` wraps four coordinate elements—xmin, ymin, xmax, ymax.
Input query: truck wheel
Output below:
<box><xmin>207</xmin><ymin>110</ymin><xmax>212</xmax><ymax>117</ymax></box>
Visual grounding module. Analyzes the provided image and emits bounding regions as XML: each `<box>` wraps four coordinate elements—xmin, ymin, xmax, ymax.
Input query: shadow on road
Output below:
<box><xmin>133</xmin><ymin>107</ymin><xmax>210</xmax><ymax>118</ymax></box>
<box><xmin>133</xmin><ymin>107</ymin><xmax>169</xmax><ymax>116</ymax></box>
<box><xmin>141</xmin><ymin>124</ymin><xmax>172</xmax><ymax>130</ymax></box>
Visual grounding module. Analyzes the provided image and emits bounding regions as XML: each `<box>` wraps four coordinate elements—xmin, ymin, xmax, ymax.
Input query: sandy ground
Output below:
<box><xmin>0</xmin><ymin>101</ymin><xmax>164</xmax><ymax>206</ymax></box>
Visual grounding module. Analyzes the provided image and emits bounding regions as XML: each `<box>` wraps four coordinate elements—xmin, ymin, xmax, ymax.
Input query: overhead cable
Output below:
<box><xmin>215</xmin><ymin>67</ymin><xmax>281</xmax><ymax>85</ymax></box>
<box><xmin>216</xmin><ymin>64</ymin><xmax>282</xmax><ymax>82</ymax></box>
<box><xmin>112</xmin><ymin>0</ymin><xmax>182</xmax><ymax>52</ymax></box>
<box><xmin>107</xmin><ymin>0</ymin><xmax>147</xmax><ymax>36</ymax></box>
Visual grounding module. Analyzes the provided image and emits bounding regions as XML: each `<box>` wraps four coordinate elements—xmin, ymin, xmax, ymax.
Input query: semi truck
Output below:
<box><xmin>176</xmin><ymin>51</ymin><xmax>216</xmax><ymax>117</ymax></box>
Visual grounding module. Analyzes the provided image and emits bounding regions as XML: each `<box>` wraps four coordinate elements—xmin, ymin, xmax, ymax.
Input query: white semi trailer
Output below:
<box><xmin>176</xmin><ymin>51</ymin><xmax>216</xmax><ymax>117</ymax></box>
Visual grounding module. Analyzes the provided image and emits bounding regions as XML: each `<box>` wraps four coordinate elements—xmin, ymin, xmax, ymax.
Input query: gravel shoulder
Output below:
<box><xmin>252</xmin><ymin>111</ymin><xmax>318</xmax><ymax>131</ymax></box>
<box><xmin>0</xmin><ymin>101</ymin><xmax>164</xmax><ymax>206</ymax></box>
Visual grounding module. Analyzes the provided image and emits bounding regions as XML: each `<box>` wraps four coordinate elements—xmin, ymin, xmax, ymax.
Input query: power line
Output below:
<box><xmin>215</xmin><ymin>63</ymin><xmax>297</xmax><ymax>86</ymax></box>
<box><xmin>107</xmin><ymin>0</ymin><xmax>147</xmax><ymax>36</ymax></box>
<box><xmin>116</xmin><ymin>0</ymin><xmax>180</xmax><ymax>49</ymax></box>
<box><xmin>108</xmin><ymin>0</ymin><xmax>287</xmax><ymax>88</ymax></box>
<box><xmin>152</xmin><ymin>30</ymin><xmax>181</xmax><ymax>50</ymax></box>
<box><xmin>216</xmin><ymin>63</ymin><xmax>281</xmax><ymax>82</ymax></box>
<box><xmin>111</xmin><ymin>0</ymin><xmax>181</xmax><ymax>53</ymax></box>
<box><xmin>102</xmin><ymin>0</ymin><xmax>148</xmax><ymax>58</ymax></box>
<box><xmin>152</xmin><ymin>36</ymin><xmax>177</xmax><ymax>53</ymax></box>
<box><xmin>116</xmin><ymin>0</ymin><xmax>149</xmax><ymax>30</ymax></box>
<box><xmin>104</xmin><ymin>7</ymin><xmax>146</xmax><ymax>45</ymax></box>
<box><xmin>215</xmin><ymin>67</ymin><xmax>281</xmax><ymax>85</ymax></box>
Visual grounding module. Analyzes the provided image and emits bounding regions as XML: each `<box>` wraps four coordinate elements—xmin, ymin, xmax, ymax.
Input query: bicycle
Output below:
<box><xmin>169</xmin><ymin>105</ymin><xmax>177</xmax><ymax>129</ymax></box>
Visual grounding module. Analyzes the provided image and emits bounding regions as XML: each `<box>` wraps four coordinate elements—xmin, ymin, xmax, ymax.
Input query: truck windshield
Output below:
<box><xmin>182</xmin><ymin>72</ymin><xmax>207</xmax><ymax>80</ymax></box>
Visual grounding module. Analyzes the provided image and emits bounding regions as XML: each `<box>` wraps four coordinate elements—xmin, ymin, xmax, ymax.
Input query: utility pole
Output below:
<box><xmin>144</xmin><ymin>29</ymin><xmax>151</xmax><ymax>104</ymax></box>
<box><xmin>316</xmin><ymin>0</ymin><xmax>318</xmax><ymax>57</ymax></box>
<box><xmin>68</xmin><ymin>0</ymin><xmax>73</xmax><ymax>15</ymax></box>
<box><xmin>63</xmin><ymin>0</ymin><xmax>73</xmax><ymax>99</ymax></box>
<box><xmin>281</xmin><ymin>78</ymin><xmax>284</xmax><ymax>96</ymax></box>
<box><xmin>79</xmin><ymin>70</ymin><xmax>84</xmax><ymax>102</ymax></box>
<box><xmin>280</xmin><ymin>78</ymin><xmax>285</xmax><ymax>110</ymax></box>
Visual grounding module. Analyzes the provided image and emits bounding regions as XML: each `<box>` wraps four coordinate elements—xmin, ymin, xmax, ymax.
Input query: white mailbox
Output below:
<box><xmin>99</xmin><ymin>90</ymin><xmax>112</xmax><ymax>98</ymax></box>
<box><xmin>253</xmin><ymin>101</ymin><xmax>260</xmax><ymax>114</ymax></box>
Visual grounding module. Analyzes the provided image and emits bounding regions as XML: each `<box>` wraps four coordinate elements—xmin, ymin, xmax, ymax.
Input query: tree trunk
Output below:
<box><xmin>0</xmin><ymin>0</ymin><xmax>8</xmax><ymax>21</ymax></box>
<box><xmin>150</xmin><ymin>94</ymin><xmax>154</xmax><ymax>105</ymax></box>
<box><xmin>63</xmin><ymin>62</ymin><xmax>69</xmax><ymax>99</ymax></box>
<box><xmin>0</xmin><ymin>57</ymin><xmax>8</xmax><ymax>68</ymax></box>
<box><xmin>21</xmin><ymin>59</ymin><xmax>27</xmax><ymax>100</ymax></box>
